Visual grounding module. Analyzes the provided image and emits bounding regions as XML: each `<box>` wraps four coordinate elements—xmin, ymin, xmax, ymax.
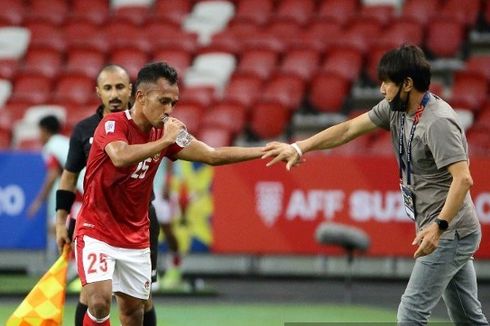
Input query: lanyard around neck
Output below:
<box><xmin>398</xmin><ymin>92</ymin><xmax>430</xmax><ymax>185</ymax></box>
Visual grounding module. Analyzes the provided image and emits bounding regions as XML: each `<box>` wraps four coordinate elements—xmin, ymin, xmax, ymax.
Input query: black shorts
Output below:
<box><xmin>149</xmin><ymin>203</ymin><xmax>160</xmax><ymax>283</ymax></box>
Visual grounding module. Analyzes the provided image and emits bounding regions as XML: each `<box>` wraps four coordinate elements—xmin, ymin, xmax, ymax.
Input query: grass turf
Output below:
<box><xmin>0</xmin><ymin>302</ymin><xmax>399</xmax><ymax>325</ymax></box>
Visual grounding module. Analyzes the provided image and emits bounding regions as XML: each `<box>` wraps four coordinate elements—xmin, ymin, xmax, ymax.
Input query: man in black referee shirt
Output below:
<box><xmin>54</xmin><ymin>65</ymin><xmax>159</xmax><ymax>326</ymax></box>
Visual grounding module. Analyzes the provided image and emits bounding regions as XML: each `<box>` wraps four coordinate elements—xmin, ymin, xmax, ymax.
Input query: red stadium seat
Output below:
<box><xmin>308</xmin><ymin>73</ymin><xmax>351</xmax><ymax>113</ymax></box>
<box><xmin>24</xmin><ymin>0</ymin><xmax>68</xmax><ymax>25</ymax></box>
<box><xmin>465</xmin><ymin>56</ymin><xmax>490</xmax><ymax>82</ymax></box>
<box><xmin>0</xmin><ymin>128</ymin><xmax>11</xmax><ymax>148</ymax></box>
<box><xmin>261</xmin><ymin>74</ymin><xmax>305</xmax><ymax>111</ymax></box>
<box><xmin>113</xmin><ymin>5</ymin><xmax>151</xmax><ymax>26</ymax></box>
<box><xmin>401</xmin><ymin>0</ymin><xmax>440</xmax><ymax>26</ymax></box>
<box><xmin>65</xmin><ymin>104</ymin><xmax>97</xmax><ymax>131</ymax></box>
<box><xmin>340</xmin><ymin>16</ymin><xmax>383</xmax><ymax>52</ymax></box>
<box><xmin>425</xmin><ymin>18</ymin><xmax>465</xmax><ymax>58</ymax></box>
<box><xmin>109</xmin><ymin>48</ymin><xmax>149</xmax><ymax>82</ymax></box>
<box><xmin>250</xmin><ymin>102</ymin><xmax>290</xmax><ymax>139</ymax></box>
<box><xmin>152</xmin><ymin>49</ymin><xmax>192</xmax><ymax>76</ymax></box>
<box><xmin>376</xmin><ymin>17</ymin><xmax>424</xmax><ymax>48</ymax></box>
<box><xmin>22</xmin><ymin>47</ymin><xmax>63</xmax><ymax>79</ymax></box>
<box><xmin>466</xmin><ymin>128</ymin><xmax>490</xmax><ymax>156</ymax></box>
<box><xmin>241</xmin><ymin>32</ymin><xmax>286</xmax><ymax>54</ymax></box>
<box><xmin>473</xmin><ymin>105</ymin><xmax>490</xmax><ymax>130</ymax></box>
<box><xmin>450</xmin><ymin>71</ymin><xmax>488</xmax><ymax>113</ymax></box>
<box><xmin>71</xmin><ymin>0</ymin><xmax>109</xmax><ymax>25</ymax></box>
<box><xmin>104</xmin><ymin>20</ymin><xmax>152</xmax><ymax>53</ymax></box>
<box><xmin>152</xmin><ymin>0</ymin><xmax>191</xmax><ymax>26</ymax></box>
<box><xmin>52</xmin><ymin>74</ymin><xmax>95</xmax><ymax>106</ymax></box>
<box><xmin>440</xmin><ymin>0</ymin><xmax>480</xmax><ymax>27</ymax></box>
<box><xmin>429</xmin><ymin>82</ymin><xmax>445</xmax><ymax>98</ymax></box>
<box><xmin>316</xmin><ymin>0</ymin><xmax>359</xmax><ymax>25</ymax></box>
<box><xmin>16</xmin><ymin>138</ymin><xmax>43</xmax><ymax>150</ymax></box>
<box><xmin>200</xmin><ymin>30</ymin><xmax>243</xmax><ymax>55</ymax></box>
<box><xmin>273</xmin><ymin>0</ymin><xmax>315</xmax><ymax>25</ymax></box>
<box><xmin>146</xmin><ymin>24</ymin><xmax>198</xmax><ymax>54</ymax></box>
<box><xmin>234</xmin><ymin>0</ymin><xmax>274</xmax><ymax>25</ymax></box>
<box><xmin>321</xmin><ymin>46</ymin><xmax>363</xmax><ymax>82</ymax></box>
<box><xmin>295</xmin><ymin>20</ymin><xmax>342</xmax><ymax>53</ymax></box>
<box><xmin>236</xmin><ymin>49</ymin><xmax>279</xmax><ymax>81</ymax></box>
<box><xmin>2</xmin><ymin>101</ymin><xmax>30</xmax><ymax>123</ymax></box>
<box><xmin>197</xmin><ymin>127</ymin><xmax>233</xmax><ymax>147</ymax></box>
<box><xmin>172</xmin><ymin>103</ymin><xmax>204</xmax><ymax>135</ymax></box>
<box><xmin>10</xmin><ymin>73</ymin><xmax>53</xmax><ymax>105</ymax></box>
<box><xmin>222</xmin><ymin>74</ymin><xmax>263</xmax><ymax>108</ymax></box>
<box><xmin>358</xmin><ymin>4</ymin><xmax>395</xmax><ymax>26</ymax></box>
<box><xmin>65</xmin><ymin>48</ymin><xmax>106</xmax><ymax>79</ymax></box>
<box><xmin>200</xmin><ymin>102</ymin><xmax>247</xmax><ymax>135</ymax></box>
<box><xmin>179</xmin><ymin>86</ymin><xmax>216</xmax><ymax>108</ymax></box>
<box><xmin>63</xmin><ymin>20</ymin><xmax>109</xmax><ymax>54</ymax></box>
<box><xmin>278</xmin><ymin>48</ymin><xmax>321</xmax><ymax>81</ymax></box>
<box><xmin>0</xmin><ymin>59</ymin><xmax>19</xmax><ymax>79</ymax></box>
<box><xmin>266</xmin><ymin>21</ymin><xmax>304</xmax><ymax>50</ymax></box>
<box><xmin>0</xmin><ymin>0</ymin><xmax>25</xmax><ymax>25</ymax></box>
<box><xmin>25</xmin><ymin>21</ymin><xmax>66</xmax><ymax>52</ymax></box>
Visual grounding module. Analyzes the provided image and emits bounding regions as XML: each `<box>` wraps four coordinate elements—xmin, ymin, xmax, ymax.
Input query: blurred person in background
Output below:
<box><xmin>152</xmin><ymin>160</ymin><xmax>184</xmax><ymax>290</ymax></box>
<box><xmin>262</xmin><ymin>44</ymin><xmax>488</xmax><ymax>325</ymax></box>
<box><xmin>54</xmin><ymin>65</ymin><xmax>159</xmax><ymax>326</ymax></box>
<box><xmin>28</xmin><ymin>115</ymin><xmax>69</xmax><ymax>264</ymax></box>
<box><xmin>56</xmin><ymin>61</ymin><xmax>264</xmax><ymax>325</ymax></box>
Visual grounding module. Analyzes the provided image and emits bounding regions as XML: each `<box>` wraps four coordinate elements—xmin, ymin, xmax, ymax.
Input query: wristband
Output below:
<box><xmin>56</xmin><ymin>190</ymin><xmax>76</xmax><ymax>212</ymax></box>
<box><xmin>291</xmin><ymin>143</ymin><xmax>303</xmax><ymax>157</ymax></box>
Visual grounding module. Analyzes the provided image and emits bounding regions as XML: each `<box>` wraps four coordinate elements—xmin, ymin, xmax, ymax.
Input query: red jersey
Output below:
<box><xmin>75</xmin><ymin>110</ymin><xmax>182</xmax><ymax>248</ymax></box>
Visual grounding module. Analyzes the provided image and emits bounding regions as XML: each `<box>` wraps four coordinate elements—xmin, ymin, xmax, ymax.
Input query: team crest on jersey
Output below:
<box><xmin>105</xmin><ymin>120</ymin><xmax>115</xmax><ymax>134</ymax></box>
<box><xmin>153</xmin><ymin>153</ymin><xmax>160</xmax><ymax>161</ymax></box>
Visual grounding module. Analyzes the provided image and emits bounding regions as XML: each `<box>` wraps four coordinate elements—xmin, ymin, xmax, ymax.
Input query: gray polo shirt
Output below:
<box><xmin>368</xmin><ymin>93</ymin><xmax>480</xmax><ymax>239</ymax></box>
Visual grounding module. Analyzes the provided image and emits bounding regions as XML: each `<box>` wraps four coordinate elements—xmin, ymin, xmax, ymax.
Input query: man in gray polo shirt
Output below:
<box><xmin>262</xmin><ymin>44</ymin><xmax>488</xmax><ymax>325</ymax></box>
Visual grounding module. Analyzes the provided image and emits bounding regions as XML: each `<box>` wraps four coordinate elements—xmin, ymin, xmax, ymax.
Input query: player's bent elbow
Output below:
<box><xmin>110</xmin><ymin>156</ymin><xmax>130</xmax><ymax>168</ymax></box>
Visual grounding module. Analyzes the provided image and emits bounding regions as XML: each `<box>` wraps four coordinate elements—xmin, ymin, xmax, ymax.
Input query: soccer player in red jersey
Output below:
<box><xmin>57</xmin><ymin>62</ymin><xmax>264</xmax><ymax>325</ymax></box>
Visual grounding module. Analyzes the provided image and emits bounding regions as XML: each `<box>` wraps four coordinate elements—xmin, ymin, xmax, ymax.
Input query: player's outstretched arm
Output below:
<box><xmin>175</xmin><ymin>139</ymin><xmax>264</xmax><ymax>166</ymax></box>
<box><xmin>262</xmin><ymin>113</ymin><xmax>378</xmax><ymax>170</ymax></box>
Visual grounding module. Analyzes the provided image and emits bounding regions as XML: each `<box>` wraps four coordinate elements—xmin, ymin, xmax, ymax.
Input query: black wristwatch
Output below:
<box><xmin>434</xmin><ymin>218</ymin><xmax>449</xmax><ymax>231</ymax></box>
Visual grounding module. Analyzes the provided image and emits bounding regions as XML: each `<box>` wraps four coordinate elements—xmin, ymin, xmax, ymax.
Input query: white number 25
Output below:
<box><xmin>131</xmin><ymin>158</ymin><xmax>152</xmax><ymax>179</ymax></box>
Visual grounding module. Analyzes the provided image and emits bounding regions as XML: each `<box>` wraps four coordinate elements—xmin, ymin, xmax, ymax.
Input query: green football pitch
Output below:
<box><xmin>0</xmin><ymin>274</ymin><xmax>451</xmax><ymax>325</ymax></box>
<box><xmin>0</xmin><ymin>302</ymin><xmax>453</xmax><ymax>325</ymax></box>
<box><xmin>0</xmin><ymin>302</ymin><xmax>396</xmax><ymax>325</ymax></box>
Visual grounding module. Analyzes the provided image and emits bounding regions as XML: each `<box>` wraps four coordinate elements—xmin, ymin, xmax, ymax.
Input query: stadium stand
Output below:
<box><xmin>0</xmin><ymin>0</ymin><xmax>487</xmax><ymax>153</ymax></box>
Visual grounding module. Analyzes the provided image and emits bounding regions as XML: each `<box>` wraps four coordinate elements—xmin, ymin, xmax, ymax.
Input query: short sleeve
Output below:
<box><xmin>165</xmin><ymin>143</ymin><xmax>184</xmax><ymax>161</ymax></box>
<box><xmin>96</xmin><ymin>116</ymin><xmax>129</xmax><ymax>150</ymax></box>
<box><xmin>426</xmin><ymin>118</ymin><xmax>467</xmax><ymax>169</ymax></box>
<box><xmin>368</xmin><ymin>100</ymin><xmax>391</xmax><ymax>131</ymax></box>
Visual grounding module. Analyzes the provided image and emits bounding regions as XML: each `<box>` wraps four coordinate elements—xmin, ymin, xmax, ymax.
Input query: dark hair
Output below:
<box><xmin>39</xmin><ymin>115</ymin><xmax>61</xmax><ymax>134</ymax></box>
<box><xmin>135</xmin><ymin>61</ymin><xmax>178</xmax><ymax>90</ymax></box>
<box><xmin>377</xmin><ymin>44</ymin><xmax>431</xmax><ymax>92</ymax></box>
<box><xmin>96</xmin><ymin>64</ymin><xmax>130</xmax><ymax>86</ymax></box>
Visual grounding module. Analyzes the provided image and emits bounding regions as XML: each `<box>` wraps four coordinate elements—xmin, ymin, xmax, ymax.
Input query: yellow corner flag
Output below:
<box><xmin>6</xmin><ymin>245</ymin><xmax>71</xmax><ymax>326</ymax></box>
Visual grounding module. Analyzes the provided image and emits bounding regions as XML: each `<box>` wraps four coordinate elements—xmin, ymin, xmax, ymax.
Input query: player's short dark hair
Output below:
<box><xmin>135</xmin><ymin>61</ymin><xmax>178</xmax><ymax>90</ymax></box>
<box><xmin>377</xmin><ymin>44</ymin><xmax>431</xmax><ymax>92</ymax></box>
<box><xmin>39</xmin><ymin>115</ymin><xmax>61</xmax><ymax>134</ymax></box>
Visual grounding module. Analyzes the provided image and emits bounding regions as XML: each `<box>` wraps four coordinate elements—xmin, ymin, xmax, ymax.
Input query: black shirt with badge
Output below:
<box><xmin>65</xmin><ymin>106</ymin><xmax>104</xmax><ymax>173</ymax></box>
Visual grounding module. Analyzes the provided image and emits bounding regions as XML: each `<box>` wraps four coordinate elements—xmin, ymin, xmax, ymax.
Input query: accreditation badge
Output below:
<box><xmin>400</xmin><ymin>183</ymin><xmax>416</xmax><ymax>221</ymax></box>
